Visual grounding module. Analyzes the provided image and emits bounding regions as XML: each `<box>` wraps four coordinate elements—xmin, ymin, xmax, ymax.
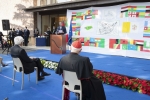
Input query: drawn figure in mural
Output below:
<box><xmin>98</xmin><ymin>21</ymin><xmax>117</xmax><ymax>35</ymax></box>
<box><xmin>132</xmin><ymin>24</ymin><xmax>137</xmax><ymax>30</ymax></box>
<box><xmin>103</xmin><ymin>10</ymin><xmax>116</xmax><ymax>20</ymax></box>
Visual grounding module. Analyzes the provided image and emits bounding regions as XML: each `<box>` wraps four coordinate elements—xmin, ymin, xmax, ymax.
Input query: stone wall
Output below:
<box><xmin>0</xmin><ymin>0</ymin><xmax>34</xmax><ymax>36</ymax></box>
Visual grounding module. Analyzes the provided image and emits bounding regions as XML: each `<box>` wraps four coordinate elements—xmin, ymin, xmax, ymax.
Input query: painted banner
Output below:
<box><xmin>67</xmin><ymin>2</ymin><xmax>150</xmax><ymax>59</ymax></box>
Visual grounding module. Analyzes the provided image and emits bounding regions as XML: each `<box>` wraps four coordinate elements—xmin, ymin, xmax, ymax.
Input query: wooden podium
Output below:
<box><xmin>50</xmin><ymin>34</ymin><xmax>66</xmax><ymax>54</ymax></box>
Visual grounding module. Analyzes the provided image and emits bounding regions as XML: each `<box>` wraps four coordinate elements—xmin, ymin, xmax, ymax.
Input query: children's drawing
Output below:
<box><xmin>102</xmin><ymin>10</ymin><xmax>116</xmax><ymax>20</ymax></box>
<box><xmin>98</xmin><ymin>21</ymin><xmax>118</xmax><ymax>35</ymax></box>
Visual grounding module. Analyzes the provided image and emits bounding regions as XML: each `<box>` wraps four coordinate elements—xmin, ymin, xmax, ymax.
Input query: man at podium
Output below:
<box><xmin>56</xmin><ymin>22</ymin><xmax>67</xmax><ymax>35</ymax></box>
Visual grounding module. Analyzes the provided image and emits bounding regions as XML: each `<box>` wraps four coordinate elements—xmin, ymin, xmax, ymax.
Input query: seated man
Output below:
<box><xmin>56</xmin><ymin>40</ymin><xmax>106</xmax><ymax>100</ymax></box>
<box><xmin>0</xmin><ymin>57</ymin><xmax>8</xmax><ymax>67</ymax></box>
<box><xmin>10</xmin><ymin>36</ymin><xmax>50</xmax><ymax>81</ymax></box>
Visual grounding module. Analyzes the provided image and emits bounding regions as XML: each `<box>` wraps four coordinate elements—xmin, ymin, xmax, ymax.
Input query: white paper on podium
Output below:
<box><xmin>44</xmin><ymin>32</ymin><xmax>48</xmax><ymax>35</ymax></box>
<box><xmin>58</xmin><ymin>30</ymin><xmax>63</xmax><ymax>33</ymax></box>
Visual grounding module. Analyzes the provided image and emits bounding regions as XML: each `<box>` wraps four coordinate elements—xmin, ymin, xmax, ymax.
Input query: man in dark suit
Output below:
<box><xmin>44</xmin><ymin>27</ymin><xmax>52</xmax><ymax>46</ymax></box>
<box><xmin>12</xmin><ymin>28</ymin><xmax>16</xmax><ymax>36</ymax></box>
<box><xmin>8</xmin><ymin>28</ymin><xmax>16</xmax><ymax>46</ymax></box>
<box><xmin>24</xmin><ymin>27</ymin><xmax>30</xmax><ymax>46</ymax></box>
<box><xmin>34</xmin><ymin>27</ymin><xmax>39</xmax><ymax>38</ymax></box>
<box><xmin>16</xmin><ymin>28</ymin><xmax>23</xmax><ymax>37</ymax></box>
<box><xmin>0</xmin><ymin>31</ymin><xmax>4</xmax><ymax>49</ymax></box>
<box><xmin>10</xmin><ymin>36</ymin><xmax>50</xmax><ymax>81</ymax></box>
<box><xmin>56</xmin><ymin>40</ymin><xmax>106</xmax><ymax>100</ymax></box>
<box><xmin>52</xmin><ymin>26</ymin><xmax>56</xmax><ymax>34</ymax></box>
<box><xmin>56</xmin><ymin>22</ymin><xmax>67</xmax><ymax>35</ymax></box>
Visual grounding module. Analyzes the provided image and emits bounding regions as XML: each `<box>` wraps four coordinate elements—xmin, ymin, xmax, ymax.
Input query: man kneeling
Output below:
<box><xmin>56</xmin><ymin>40</ymin><xmax>106</xmax><ymax>100</ymax></box>
<box><xmin>10</xmin><ymin>36</ymin><xmax>50</xmax><ymax>81</ymax></box>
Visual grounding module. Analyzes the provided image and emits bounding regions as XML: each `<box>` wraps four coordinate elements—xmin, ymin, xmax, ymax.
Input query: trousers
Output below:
<box><xmin>32</xmin><ymin>58</ymin><xmax>44</xmax><ymax>77</ymax></box>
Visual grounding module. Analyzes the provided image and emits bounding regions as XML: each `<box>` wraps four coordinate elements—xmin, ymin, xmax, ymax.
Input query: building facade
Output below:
<box><xmin>34</xmin><ymin>0</ymin><xmax>78</xmax><ymax>6</ymax></box>
<box><xmin>0</xmin><ymin>0</ymin><xmax>146</xmax><ymax>36</ymax></box>
<box><xmin>0</xmin><ymin>0</ymin><xmax>34</xmax><ymax>35</ymax></box>
<box><xmin>26</xmin><ymin>0</ymin><xmax>135</xmax><ymax>35</ymax></box>
<box><xmin>32</xmin><ymin>0</ymin><xmax>81</xmax><ymax>34</ymax></box>
<box><xmin>0</xmin><ymin>0</ymin><xmax>80</xmax><ymax>35</ymax></box>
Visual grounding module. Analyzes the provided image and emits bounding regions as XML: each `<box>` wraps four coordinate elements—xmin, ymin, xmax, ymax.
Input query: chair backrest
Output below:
<box><xmin>63</xmin><ymin>70</ymin><xmax>82</xmax><ymax>91</ymax></box>
<box><xmin>12</xmin><ymin>57</ymin><xmax>24</xmax><ymax>72</ymax></box>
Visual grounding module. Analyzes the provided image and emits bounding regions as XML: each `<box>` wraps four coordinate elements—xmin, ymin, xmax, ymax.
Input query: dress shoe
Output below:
<box><xmin>38</xmin><ymin>76</ymin><xmax>45</xmax><ymax>81</ymax></box>
<box><xmin>2</xmin><ymin>64</ymin><xmax>8</xmax><ymax>67</ymax></box>
<box><xmin>41</xmin><ymin>72</ymin><xmax>51</xmax><ymax>77</ymax></box>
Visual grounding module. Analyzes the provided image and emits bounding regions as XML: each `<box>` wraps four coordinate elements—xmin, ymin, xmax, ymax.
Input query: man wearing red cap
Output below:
<box><xmin>56</xmin><ymin>40</ymin><xmax>106</xmax><ymax>100</ymax></box>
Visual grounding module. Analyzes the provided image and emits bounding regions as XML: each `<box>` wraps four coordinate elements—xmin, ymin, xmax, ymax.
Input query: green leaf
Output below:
<box><xmin>85</xmin><ymin>26</ymin><xmax>93</xmax><ymax>30</ymax></box>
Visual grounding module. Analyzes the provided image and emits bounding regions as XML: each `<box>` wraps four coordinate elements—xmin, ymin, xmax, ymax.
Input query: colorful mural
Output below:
<box><xmin>109</xmin><ymin>39</ymin><xmax>150</xmax><ymax>52</ymax></box>
<box><xmin>72</xmin><ymin>22</ymin><xmax>81</xmax><ymax>36</ymax></box>
<box><xmin>121</xmin><ymin>6</ymin><xmax>150</xmax><ymax>18</ymax></box>
<box><xmin>143</xmin><ymin>21</ymin><xmax>150</xmax><ymax>38</ymax></box>
<box><xmin>72</xmin><ymin>10</ymin><xmax>98</xmax><ymax>21</ymax></box>
<box><xmin>73</xmin><ymin>37</ymin><xmax>105</xmax><ymax>48</ymax></box>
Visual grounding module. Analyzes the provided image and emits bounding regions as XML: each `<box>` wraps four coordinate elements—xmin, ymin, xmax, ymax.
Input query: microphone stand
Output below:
<box><xmin>2</xmin><ymin>30</ymin><xmax>10</xmax><ymax>55</ymax></box>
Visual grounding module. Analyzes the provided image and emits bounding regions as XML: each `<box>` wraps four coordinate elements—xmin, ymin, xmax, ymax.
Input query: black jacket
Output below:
<box><xmin>47</xmin><ymin>30</ymin><xmax>52</xmax><ymax>36</ymax></box>
<box><xmin>56</xmin><ymin>26</ymin><xmax>67</xmax><ymax>34</ymax></box>
<box><xmin>16</xmin><ymin>30</ymin><xmax>23</xmax><ymax>37</ymax></box>
<box><xmin>34</xmin><ymin>29</ymin><xmax>39</xmax><ymax>37</ymax></box>
<box><xmin>10</xmin><ymin>45</ymin><xmax>35</xmax><ymax>74</ymax></box>
<box><xmin>56</xmin><ymin>53</ymin><xmax>106</xmax><ymax>100</ymax></box>
<box><xmin>0</xmin><ymin>31</ymin><xmax>4</xmax><ymax>40</ymax></box>
<box><xmin>56</xmin><ymin>53</ymin><xmax>93</xmax><ymax>79</ymax></box>
<box><xmin>8</xmin><ymin>31</ymin><xmax>16</xmax><ymax>39</ymax></box>
<box><xmin>24</xmin><ymin>29</ymin><xmax>30</xmax><ymax>37</ymax></box>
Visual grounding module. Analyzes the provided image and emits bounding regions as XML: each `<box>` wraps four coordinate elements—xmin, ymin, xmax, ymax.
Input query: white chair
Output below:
<box><xmin>62</xmin><ymin>70</ymin><xmax>82</xmax><ymax>100</ymax></box>
<box><xmin>12</xmin><ymin>57</ymin><xmax>38</xmax><ymax>90</ymax></box>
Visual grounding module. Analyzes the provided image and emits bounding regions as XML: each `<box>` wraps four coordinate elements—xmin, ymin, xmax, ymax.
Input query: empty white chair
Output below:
<box><xmin>62</xmin><ymin>70</ymin><xmax>82</xmax><ymax>100</ymax></box>
<box><xmin>12</xmin><ymin>57</ymin><xmax>38</xmax><ymax>90</ymax></box>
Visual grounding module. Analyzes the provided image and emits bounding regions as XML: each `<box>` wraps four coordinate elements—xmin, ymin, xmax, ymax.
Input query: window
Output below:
<box><xmin>40</xmin><ymin>0</ymin><xmax>47</xmax><ymax>6</ymax></box>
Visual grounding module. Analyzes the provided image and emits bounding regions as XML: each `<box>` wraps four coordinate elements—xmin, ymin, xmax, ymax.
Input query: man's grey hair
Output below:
<box><xmin>14</xmin><ymin>36</ymin><xmax>24</xmax><ymax>45</ymax></box>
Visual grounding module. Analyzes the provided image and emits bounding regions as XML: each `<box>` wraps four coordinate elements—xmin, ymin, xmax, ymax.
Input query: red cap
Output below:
<box><xmin>72</xmin><ymin>40</ymin><xmax>82</xmax><ymax>49</ymax></box>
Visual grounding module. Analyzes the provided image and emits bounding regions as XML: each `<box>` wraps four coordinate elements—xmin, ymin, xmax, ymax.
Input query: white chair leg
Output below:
<box><xmin>12</xmin><ymin>69</ymin><xmax>16</xmax><ymax>86</ymax></box>
<box><xmin>28</xmin><ymin>74</ymin><xmax>30</xmax><ymax>81</ymax></box>
<box><xmin>80</xmin><ymin>93</ymin><xmax>82</xmax><ymax>100</ymax></box>
<box><xmin>21</xmin><ymin>72</ymin><xmax>24</xmax><ymax>90</ymax></box>
<box><xmin>62</xmin><ymin>86</ymin><xmax>65</xmax><ymax>100</ymax></box>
